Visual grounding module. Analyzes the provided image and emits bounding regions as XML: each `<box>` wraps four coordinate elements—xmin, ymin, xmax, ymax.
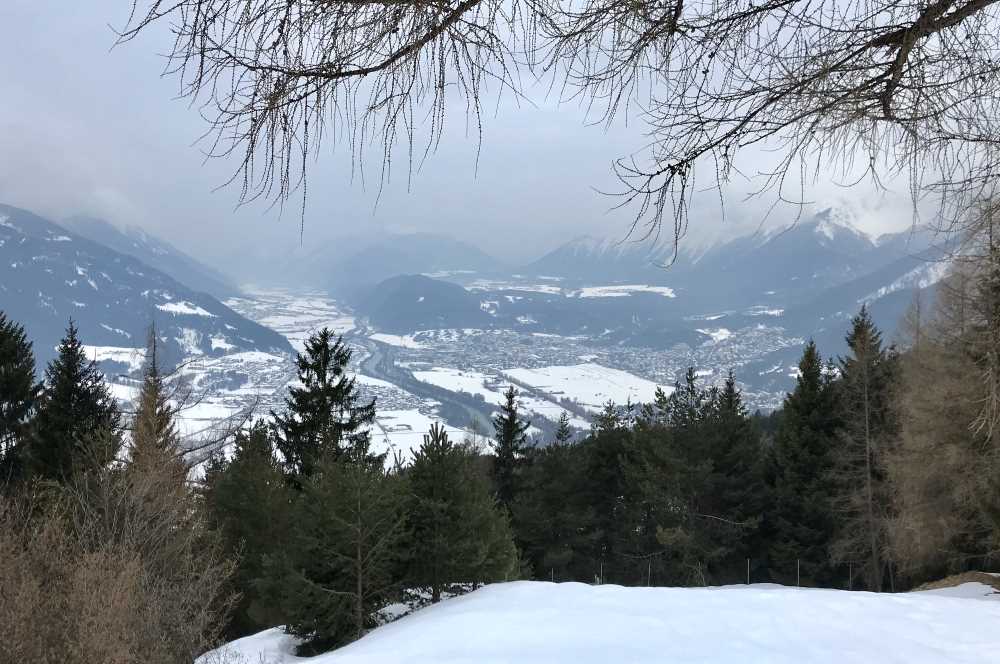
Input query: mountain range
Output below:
<box><xmin>66</xmin><ymin>215</ymin><xmax>239</xmax><ymax>298</ymax></box>
<box><xmin>346</xmin><ymin>209</ymin><xmax>950</xmax><ymax>398</ymax></box>
<box><xmin>0</xmin><ymin>204</ymin><xmax>291</xmax><ymax>371</ymax></box>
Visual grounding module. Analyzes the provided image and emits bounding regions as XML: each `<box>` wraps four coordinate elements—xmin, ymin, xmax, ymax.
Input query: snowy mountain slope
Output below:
<box><xmin>66</xmin><ymin>215</ymin><xmax>239</xmax><ymax>298</ymax></box>
<box><xmin>0</xmin><ymin>204</ymin><xmax>292</xmax><ymax>368</ymax></box>
<box><xmin>525</xmin><ymin>208</ymin><xmax>937</xmax><ymax>308</ymax></box>
<box><xmin>203</xmin><ymin>581</ymin><xmax>1000</xmax><ymax>664</ymax></box>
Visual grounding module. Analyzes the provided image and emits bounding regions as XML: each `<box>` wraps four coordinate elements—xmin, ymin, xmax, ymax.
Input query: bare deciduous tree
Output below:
<box><xmin>889</xmin><ymin>203</ymin><xmax>1000</xmax><ymax>577</ymax></box>
<box><xmin>119</xmin><ymin>0</ymin><xmax>1000</xmax><ymax>245</ymax></box>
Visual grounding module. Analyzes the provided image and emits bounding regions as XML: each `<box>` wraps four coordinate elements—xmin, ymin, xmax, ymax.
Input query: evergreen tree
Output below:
<box><xmin>0</xmin><ymin>311</ymin><xmax>39</xmax><ymax>483</ymax></box>
<box><xmin>27</xmin><ymin>321</ymin><xmax>122</xmax><ymax>481</ymax></box>
<box><xmin>513</xmin><ymin>428</ymin><xmax>594</xmax><ymax>582</ymax></box>
<box><xmin>581</xmin><ymin>402</ymin><xmax>636</xmax><ymax>582</ymax></box>
<box><xmin>491</xmin><ymin>385</ymin><xmax>530</xmax><ymax>511</ymax></box>
<box><xmin>271</xmin><ymin>328</ymin><xmax>375</xmax><ymax>480</ymax></box>
<box><xmin>831</xmin><ymin>307</ymin><xmax>899</xmax><ymax>591</ymax></box>
<box><xmin>553</xmin><ymin>411</ymin><xmax>573</xmax><ymax>445</ymax></box>
<box><xmin>701</xmin><ymin>371</ymin><xmax>767</xmax><ymax>583</ymax></box>
<box><xmin>130</xmin><ymin>330</ymin><xmax>186</xmax><ymax>484</ymax></box>
<box><xmin>203</xmin><ymin>421</ymin><xmax>291</xmax><ymax>639</ymax></box>
<box><xmin>767</xmin><ymin>341</ymin><xmax>841</xmax><ymax>587</ymax></box>
<box><xmin>274</xmin><ymin>444</ymin><xmax>407</xmax><ymax>653</ymax></box>
<box><xmin>405</xmin><ymin>423</ymin><xmax>518</xmax><ymax>603</ymax></box>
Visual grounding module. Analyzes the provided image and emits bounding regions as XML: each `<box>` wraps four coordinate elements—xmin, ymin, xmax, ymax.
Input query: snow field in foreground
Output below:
<box><xmin>201</xmin><ymin>580</ymin><xmax>1000</xmax><ymax>664</ymax></box>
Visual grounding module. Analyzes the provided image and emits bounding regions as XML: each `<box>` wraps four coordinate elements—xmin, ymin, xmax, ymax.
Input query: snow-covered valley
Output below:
<box><xmin>104</xmin><ymin>288</ymin><xmax>685</xmax><ymax>451</ymax></box>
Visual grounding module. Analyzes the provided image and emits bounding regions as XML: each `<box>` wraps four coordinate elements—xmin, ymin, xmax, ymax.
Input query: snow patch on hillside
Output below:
<box><xmin>80</xmin><ymin>345</ymin><xmax>145</xmax><ymax>372</ymax></box>
<box><xmin>861</xmin><ymin>260</ymin><xmax>950</xmax><ymax>303</ymax></box>
<box><xmin>157</xmin><ymin>301</ymin><xmax>218</xmax><ymax>317</ymax></box>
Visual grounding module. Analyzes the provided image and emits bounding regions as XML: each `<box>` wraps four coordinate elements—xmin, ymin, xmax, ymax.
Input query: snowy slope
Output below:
<box><xmin>0</xmin><ymin>204</ymin><xmax>292</xmax><ymax>368</ymax></box>
<box><xmin>202</xmin><ymin>581</ymin><xmax>1000</xmax><ymax>664</ymax></box>
<box><xmin>66</xmin><ymin>215</ymin><xmax>239</xmax><ymax>298</ymax></box>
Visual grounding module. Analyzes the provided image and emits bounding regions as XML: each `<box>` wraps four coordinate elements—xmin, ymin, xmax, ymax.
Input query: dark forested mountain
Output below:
<box><xmin>362</xmin><ymin>274</ymin><xmax>493</xmax><ymax>332</ymax></box>
<box><xmin>66</xmin><ymin>215</ymin><xmax>238</xmax><ymax>298</ymax></box>
<box><xmin>0</xmin><ymin>204</ymin><xmax>291</xmax><ymax>368</ymax></box>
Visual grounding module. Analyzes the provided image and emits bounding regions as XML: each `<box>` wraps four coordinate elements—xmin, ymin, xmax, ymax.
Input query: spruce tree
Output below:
<box><xmin>27</xmin><ymin>321</ymin><xmax>122</xmax><ymax>481</ymax></box>
<box><xmin>203</xmin><ymin>421</ymin><xmax>292</xmax><ymax>640</ymax></box>
<box><xmin>702</xmin><ymin>371</ymin><xmax>767</xmax><ymax>583</ymax></box>
<box><xmin>491</xmin><ymin>385</ymin><xmax>530</xmax><ymax>511</ymax></box>
<box><xmin>274</xmin><ymin>443</ymin><xmax>407</xmax><ymax>653</ymax></box>
<box><xmin>581</xmin><ymin>403</ymin><xmax>635</xmax><ymax>582</ymax></box>
<box><xmin>0</xmin><ymin>311</ymin><xmax>39</xmax><ymax>483</ymax></box>
<box><xmin>554</xmin><ymin>411</ymin><xmax>573</xmax><ymax>445</ymax></box>
<box><xmin>513</xmin><ymin>419</ymin><xmax>593</xmax><ymax>582</ymax></box>
<box><xmin>830</xmin><ymin>307</ymin><xmax>899</xmax><ymax>591</ymax></box>
<box><xmin>271</xmin><ymin>328</ymin><xmax>375</xmax><ymax>480</ymax></box>
<box><xmin>405</xmin><ymin>423</ymin><xmax>518</xmax><ymax>603</ymax></box>
<box><xmin>767</xmin><ymin>341</ymin><xmax>840</xmax><ymax>587</ymax></box>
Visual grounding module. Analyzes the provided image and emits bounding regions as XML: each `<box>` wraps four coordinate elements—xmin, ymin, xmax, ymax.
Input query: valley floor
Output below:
<box><xmin>201</xmin><ymin>580</ymin><xmax>1000</xmax><ymax>664</ymax></box>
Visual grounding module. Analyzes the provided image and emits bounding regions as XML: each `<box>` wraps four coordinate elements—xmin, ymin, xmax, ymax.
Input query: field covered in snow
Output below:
<box><xmin>412</xmin><ymin>366</ymin><xmax>590</xmax><ymax>429</ymax></box>
<box><xmin>503</xmin><ymin>363</ymin><xmax>666</xmax><ymax>413</ymax></box>
<box><xmin>371</xmin><ymin>408</ymin><xmax>478</xmax><ymax>463</ymax></box>
<box><xmin>226</xmin><ymin>288</ymin><xmax>356</xmax><ymax>353</ymax></box>
<box><xmin>202</xmin><ymin>580</ymin><xmax>1000</xmax><ymax>664</ymax></box>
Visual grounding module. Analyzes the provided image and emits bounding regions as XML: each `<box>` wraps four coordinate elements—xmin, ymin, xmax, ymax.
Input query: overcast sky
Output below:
<box><xmin>0</xmin><ymin>1</ymin><xmax>918</xmax><ymax>276</ymax></box>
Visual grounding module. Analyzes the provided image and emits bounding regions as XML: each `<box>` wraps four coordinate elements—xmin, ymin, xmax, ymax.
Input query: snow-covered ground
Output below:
<box><xmin>370</xmin><ymin>409</ymin><xmax>482</xmax><ymax>464</ymax></box>
<box><xmin>82</xmin><ymin>344</ymin><xmax>146</xmax><ymax>372</ymax></box>
<box><xmin>227</xmin><ymin>288</ymin><xmax>356</xmax><ymax>353</ymax></box>
<box><xmin>573</xmin><ymin>284</ymin><xmax>676</xmax><ymax>298</ymax></box>
<box><xmin>413</xmin><ymin>367</ymin><xmax>589</xmax><ymax>429</ymax></box>
<box><xmin>503</xmin><ymin>363</ymin><xmax>666</xmax><ymax>413</ymax></box>
<box><xmin>369</xmin><ymin>333</ymin><xmax>425</xmax><ymax>349</ymax></box>
<box><xmin>200</xmin><ymin>581</ymin><xmax>1000</xmax><ymax>664</ymax></box>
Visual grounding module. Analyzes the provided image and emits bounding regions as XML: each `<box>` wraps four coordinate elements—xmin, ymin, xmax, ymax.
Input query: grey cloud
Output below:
<box><xmin>0</xmin><ymin>0</ymin><xmax>917</xmax><ymax>277</ymax></box>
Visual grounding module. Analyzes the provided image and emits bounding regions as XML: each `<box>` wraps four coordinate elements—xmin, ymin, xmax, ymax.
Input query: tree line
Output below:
<box><xmin>4</xmin><ymin>215</ymin><xmax>1000</xmax><ymax>658</ymax></box>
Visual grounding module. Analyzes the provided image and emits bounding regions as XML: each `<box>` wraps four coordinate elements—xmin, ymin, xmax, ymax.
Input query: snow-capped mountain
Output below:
<box><xmin>66</xmin><ymin>215</ymin><xmax>238</xmax><ymax>298</ymax></box>
<box><xmin>0</xmin><ymin>204</ymin><xmax>292</xmax><ymax>369</ymax></box>
<box><xmin>524</xmin><ymin>235</ymin><xmax>681</xmax><ymax>285</ymax></box>
<box><xmin>526</xmin><ymin>208</ymin><xmax>938</xmax><ymax>308</ymax></box>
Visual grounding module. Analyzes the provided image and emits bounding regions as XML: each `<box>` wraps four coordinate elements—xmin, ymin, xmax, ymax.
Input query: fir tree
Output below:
<box><xmin>203</xmin><ymin>420</ymin><xmax>291</xmax><ymax>639</ymax></box>
<box><xmin>491</xmin><ymin>385</ymin><xmax>530</xmax><ymax>510</ymax></box>
<box><xmin>275</xmin><ymin>443</ymin><xmax>407</xmax><ymax>653</ymax></box>
<box><xmin>514</xmin><ymin>422</ymin><xmax>593</xmax><ymax>582</ymax></box>
<box><xmin>767</xmin><ymin>341</ymin><xmax>840</xmax><ymax>587</ymax></box>
<box><xmin>581</xmin><ymin>406</ymin><xmax>636</xmax><ymax>581</ymax></box>
<box><xmin>0</xmin><ymin>311</ymin><xmax>39</xmax><ymax>483</ymax></box>
<box><xmin>271</xmin><ymin>328</ymin><xmax>376</xmax><ymax>480</ymax></box>
<box><xmin>405</xmin><ymin>423</ymin><xmax>518</xmax><ymax>603</ymax></box>
<box><xmin>830</xmin><ymin>307</ymin><xmax>899</xmax><ymax>591</ymax></box>
<box><xmin>702</xmin><ymin>371</ymin><xmax>767</xmax><ymax>583</ymax></box>
<box><xmin>27</xmin><ymin>321</ymin><xmax>122</xmax><ymax>481</ymax></box>
<box><xmin>554</xmin><ymin>411</ymin><xmax>573</xmax><ymax>445</ymax></box>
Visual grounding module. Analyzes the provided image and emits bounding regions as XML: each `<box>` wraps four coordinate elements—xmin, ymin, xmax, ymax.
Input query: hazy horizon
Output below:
<box><xmin>1</xmin><ymin>1</ymin><xmax>921</xmax><ymax>278</ymax></box>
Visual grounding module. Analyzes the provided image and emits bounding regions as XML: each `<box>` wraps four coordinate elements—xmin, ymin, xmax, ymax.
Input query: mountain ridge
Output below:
<box><xmin>0</xmin><ymin>204</ymin><xmax>292</xmax><ymax>369</ymax></box>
